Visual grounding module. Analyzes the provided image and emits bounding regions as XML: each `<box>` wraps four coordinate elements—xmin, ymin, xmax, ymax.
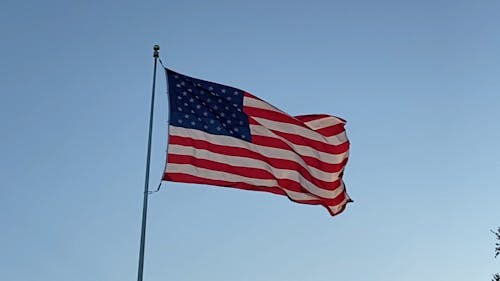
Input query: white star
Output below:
<box><xmin>231</xmin><ymin>113</ymin><xmax>236</xmax><ymax>118</ymax></box>
<box><xmin>216</xmin><ymin>126</ymin><xmax>222</xmax><ymax>131</ymax></box>
<box><xmin>207</xmin><ymin>98</ymin><xmax>211</xmax><ymax>103</ymax></box>
<box><xmin>187</xmin><ymin>88</ymin><xmax>192</xmax><ymax>92</ymax></box>
<box><xmin>234</xmin><ymin>128</ymin><xmax>239</xmax><ymax>132</ymax></box>
<box><xmin>218</xmin><ymin>98</ymin><xmax>222</xmax><ymax>103</ymax></box>
<box><xmin>204</xmin><ymin>125</ymin><xmax>208</xmax><ymax>129</ymax></box>
<box><xmin>221</xmin><ymin>89</ymin><xmax>226</xmax><ymax>93</ymax></box>
<box><xmin>184</xmin><ymin>103</ymin><xmax>188</xmax><ymax>107</ymax></box>
<box><xmin>180</xmin><ymin>81</ymin><xmax>185</xmax><ymax>86</ymax></box>
<box><xmin>178</xmin><ymin>119</ymin><xmax>183</xmax><ymax>124</ymax></box>
<box><xmin>209</xmin><ymin>120</ymin><xmax>215</xmax><ymax>124</ymax></box>
<box><xmin>182</xmin><ymin>91</ymin><xmax>188</xmax><ymax>96</ymax></box>
<box><xmin>190</xmin><ymin>110</ymin><xmax>195</xmax><ymax>114</ymax></box>
<box><xmin>220</xmin><ymin>112</ymin><xmax>225</xmax><ymax>117</ymax></box>
<box><xmin>176</xmin><ymin>84</ymin><xmax>181</xmax><ymax>88</ymax></box>
<box><xmin>189</xmin><ymin>98</ymin><xmax>194</xmax><ymax>103</ymax></box>
<box><xmin>174</xmin><ymin>75</ymin><xmax>179</xmax><ymax>79</ymax></box>
<box><xmin>177</xmin><ymin>107</ymin><xmax>182</xmax><ymax>111</ymax></box>
<box><xmin>203</xmin><ymin>112</ymin><xmax>208</xmax><ymax>116</ymax></box>
<box><xmin>213</xmin><ymin>105</ymin><xmax>218</xmax><ymax>110</ymax></box>
<box><xmin>227</xmin><ymin>120</ymin><xmax>232</xmax><ymax>124</ymax></box>
<box><xmin>233</xmin><ymin>91</ymin><xmax>239</xmax><ymax>95</ymax></box>
<box><xmin>177</xmin><ymin>96</ymin><xmax>182</xmax><ymax>100</ymax></box>
<box><xmin>239</xmin><ymin>121</ymin><xmax>244</xmax><ymax>125</ymax></box>
<box><xmin>196</xmin><ymin>104</ymin><xmax>201</xmax><ymax>109</ymax></box>
<box><xmin>226</xmin><ymin>96</ymin><xmax>231</xmax><ymax>101</ymax></box>
<box><xmin>225</xmin><ymin>106</ymin><xmax>229</xmax><ymax>110</ymax></box>
<box><xmin>208</xmin><ymin>86</ymin><xmax>213</xmax><ymax>91</ymax></box>
<box><xmin>191</xmin><ymin>121</ymin><xmax>196</xmax><ymax>126</ymax></box>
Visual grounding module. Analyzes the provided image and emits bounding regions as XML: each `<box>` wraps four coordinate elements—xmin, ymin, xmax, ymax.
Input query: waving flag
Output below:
<box><xmin>163</xmin><ymin>68</ymin><xmax>351</xmax><ymax>216</ymax></box>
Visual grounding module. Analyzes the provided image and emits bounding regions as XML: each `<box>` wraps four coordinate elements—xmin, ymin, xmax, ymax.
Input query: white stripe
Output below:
<box><xmin>169</xmin><ymin>139</ymin><xmax>343</xmax><ymax>182</ymax></box>
<box><xmin>244</xmin><ymin>96</ymin><xmax>348</xmax><ymax>145</ymax></box>
<box><xmin>326</xmin><ymin>191</ymin><xmax>350</xmax><ymax>214</ymax></box>
<box><xmin>250</xmin><ymin>125</ymin><xmax>348</xmax><ymax>164</ymax></box>
<box><xmin>243</xmin><ymin>95</ymin><xmax>283</xmax><ymax>113</ymax></box>
<box><xmin>252</xmin><ymin>117</ymin><xmax>347</xmax><ymax>146</ymax></box>
<box><xmin>325</xmin><ymin>131</ymin><xmax>348</xmax><ymax>144</ymax></box>
<box><xmin>303</xmin><ymin>116</ymin><xmax>345</xmax><ymax>129</ymax></box>
<box><xmin>165</xmin><ymin>163</ymin><xmax>321</xmax><ymax>202</ymax></box>
<box><xmin>170</xmin><ymin>126</ymin><xmax>348</xmax><ymax>174</ymax></box>
<box><xmin>303</xmin><ymin>116</ymin><xmax>349</xmax><ymax>143</ymax></box>
<box><xmin>168</xmin><ymin>144</ymin><xmax>345</xmax><ymax>199</ymax></box>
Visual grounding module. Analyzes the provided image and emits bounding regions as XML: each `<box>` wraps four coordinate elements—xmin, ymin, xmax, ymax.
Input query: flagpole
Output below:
<box><xmin>137</xmin><ymin>44</ymin><xmax>160</xmax><ymax>281</ymax></box>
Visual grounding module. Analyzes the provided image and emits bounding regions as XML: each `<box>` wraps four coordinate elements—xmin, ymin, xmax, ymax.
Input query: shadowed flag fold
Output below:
<box><xmin>163</xmin><ymin>68</ymin><xmax>351</xmax><ymax>216</ymax></box>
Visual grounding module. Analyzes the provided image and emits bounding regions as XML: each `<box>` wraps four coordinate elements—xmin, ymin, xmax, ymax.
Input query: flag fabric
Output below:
<box><xmin>163</xmin><ymin>68</ymin><xmax>351</xmax><ymax>216</ymax></box>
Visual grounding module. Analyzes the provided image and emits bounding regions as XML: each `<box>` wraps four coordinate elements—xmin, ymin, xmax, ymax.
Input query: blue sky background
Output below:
<box><xmin>1</xmin><ymin>0</ymin><xmax>499</xmax><ymax>280</ymax></box>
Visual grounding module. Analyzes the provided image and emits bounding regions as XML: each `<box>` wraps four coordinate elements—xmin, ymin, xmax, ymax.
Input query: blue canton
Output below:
<box><xmin>166</xmin><ymin>69</ymin><xmax>251</xmax><ymax>142</ymax></box>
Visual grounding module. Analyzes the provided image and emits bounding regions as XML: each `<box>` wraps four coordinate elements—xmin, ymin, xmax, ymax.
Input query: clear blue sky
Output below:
<box><xmin>1</xmin><ymin>0</ymin><xmax>499</xmax><ymax>280</ymax></box>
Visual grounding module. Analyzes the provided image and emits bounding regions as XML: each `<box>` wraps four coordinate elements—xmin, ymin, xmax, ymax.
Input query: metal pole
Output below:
<box><xmin>137</xmin><ymin>44</ymin><xmax>160</xmax><ymax>281</ymax></box>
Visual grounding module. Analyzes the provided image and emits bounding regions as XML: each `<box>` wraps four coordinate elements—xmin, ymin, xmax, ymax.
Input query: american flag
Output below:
<box><xmin>163</xmin><ymin>68</ymin><xmax>351</xmax><ymax>216</ymax></box>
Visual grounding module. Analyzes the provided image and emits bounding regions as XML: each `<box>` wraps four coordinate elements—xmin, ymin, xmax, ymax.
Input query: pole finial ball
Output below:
<box><xmin>153</xmin><ymin>45</ymin><xmax>160</xmax><ymax>51</ymax></box>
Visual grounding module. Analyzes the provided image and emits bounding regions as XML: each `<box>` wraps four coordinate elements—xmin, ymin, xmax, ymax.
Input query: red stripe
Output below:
<box><xmin>169</xmin><ymin>135</ymin><xmax>348</xmax><ymax>182</ymax></box>
<box><xmin>167</xmin><ymin>153</ymin><xmax>344</xmax><ymax>195</ymax></box>
<box><xmin>244</xmin><ymin>92</ymin><xmax>259</xmax><ymax>99</ymax></box>
<box><xmin>168</xmin><ymin>154</ymin><xmax>283</xmax><ymax>180</ymax></box>
<box><xmin>244</xmin><ymin>107</ymin><xmax>347</xmax><ymax>139</ymax></box>
<box><xmin>294</xmin><ymin>115</ymin><xmax>347</xmax><ymax>137</ymax></box>
<box><xmin>294</xmin><ymin>114</ymin><xmax>331</xmax><ymax>123</ymax></box>
<box><xmin>244</xmin><ymin>106</ymin><xmax>311</xmax><ymax>129</ymax></box>
<box><xmin>163</xmin><ymin>171</ymin><xmax>349</xmax><ymax>207</ymax></box>
<box><xmin>324</xmin><ymin>196</ymin><xmax>351</xmax><ymax>216</ymax></box>
<box><xmin>250</xmin><ymin>135</ymin><xmax>349</xmax><ymax>170</ymax></box>
<box><xmin>249</xmin><ymin>119</ymin><xmax>349</xmax><ymax>154</ymax></box>
<box><xmin>163</xmin><ymin>172</ymin><xmax>287</xmax><ymax>196</ymax></box>
<box><xmin>170</xmin><ymin>135</ymin><xmax>348</xmax><ymax>173</ymax></box>
<box><xmin>168</xmin><ymin>151</ymin><xmax>344</xmax><ymax>189</ymax></box>
<box><xmin>295</xmin><ymin>114</ymin><xmax>346</xmax><ymax>124</ymax></box>
<box><xmin>315</xmin><ymin>124</ymin><xmax>347</xmax><ymax>137</ymax></box>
